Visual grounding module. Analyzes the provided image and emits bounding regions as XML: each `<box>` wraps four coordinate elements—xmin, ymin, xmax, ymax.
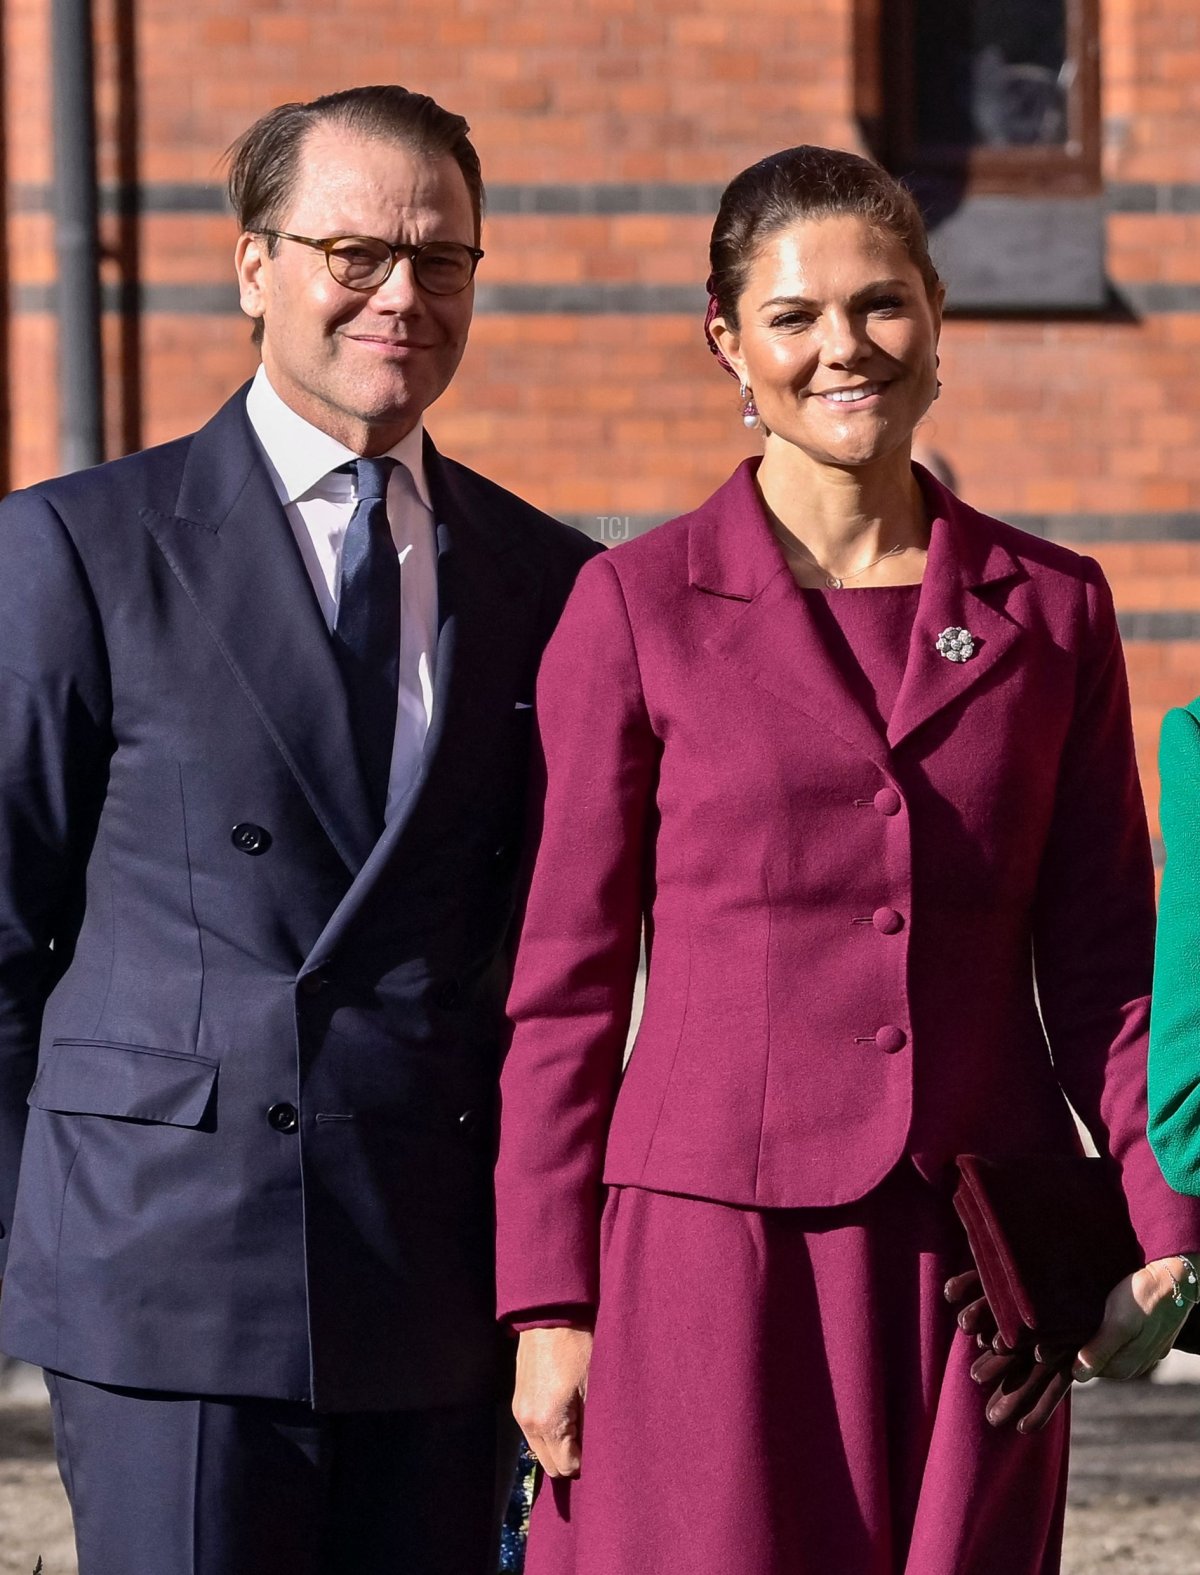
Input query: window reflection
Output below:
<box><xmin>915</xmin><ymin>0</ymin><xmax>1070</xmax><ymax>149</ymax></box>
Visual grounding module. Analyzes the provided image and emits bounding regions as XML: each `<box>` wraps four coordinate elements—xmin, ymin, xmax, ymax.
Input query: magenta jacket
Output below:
<box><xmin>495</xmin><ymin>461</ymin><xmax>1200</xmax><ymax>1317</ymax></box>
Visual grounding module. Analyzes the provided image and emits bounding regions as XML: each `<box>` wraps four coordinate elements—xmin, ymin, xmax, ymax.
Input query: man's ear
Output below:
<box><xmin>235</xmin><ymin>233</ymin><xmax>267</xmax><ymax>327</ymax></box>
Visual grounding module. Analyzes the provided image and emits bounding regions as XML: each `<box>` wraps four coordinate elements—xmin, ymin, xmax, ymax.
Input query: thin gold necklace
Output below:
<box><xmin>771</xmin><ymin>528</ymin><xmax>908</xmax><ymax>589</ymax></box>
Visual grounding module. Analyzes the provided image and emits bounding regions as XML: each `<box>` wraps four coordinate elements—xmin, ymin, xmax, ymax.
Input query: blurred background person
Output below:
<box><xmin>1149</xmin><ymin>702</ymin><xmax>1200</xmax><ymax>1195</ymax></box>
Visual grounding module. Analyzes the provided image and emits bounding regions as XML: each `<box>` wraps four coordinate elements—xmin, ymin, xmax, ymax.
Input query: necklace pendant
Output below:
<box><xmin>826</xmin><ymin>575</ymin><xmax>843</xmax><ymax>590</ymax></box>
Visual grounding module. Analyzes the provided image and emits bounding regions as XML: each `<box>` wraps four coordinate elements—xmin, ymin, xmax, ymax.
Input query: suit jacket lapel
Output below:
<box><xmin>696</xmin><ymin>461</ymin><xmax>892</xmax><ymax>771</ymax></box>
<box><xmin>887</xmin><ymin>478</ymin><xmax>1024</xmax><ymax>750</ymax></box>
<box><xmin>697</xmin><ymin>461</ymin><xmax>1026</xmax><ymax>765</ymax></box>
<box><xmin>141</xmin><ymin>387</ymin><xmax>378</xmax><ymax>874</ymax></box>
<box><xmin>302</xmin><ymin>438</ymin><xmax>544</xmax><ymax>964</ymax></box>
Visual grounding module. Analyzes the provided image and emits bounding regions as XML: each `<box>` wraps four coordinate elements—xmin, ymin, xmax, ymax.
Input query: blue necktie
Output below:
<box><xmin>332</xmin><ymin>456</ymin><xmax>401</xmax><ymax>828</ymax></box>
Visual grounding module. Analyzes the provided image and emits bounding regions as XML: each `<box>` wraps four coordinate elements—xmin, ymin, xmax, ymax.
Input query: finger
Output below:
<box><xmin>545</xmin><ymin>1432</ymin><xmax>583</xmax><ymax>1478</ymax></box>
<box><xmin>1015</xmin><ymin>1369</ymin><xmax>1074</xmax><ymax>1434</ymax></box>
<box><xmin>525</xmin><ymin>1426</ymin><xmax>582</xmax><ymax>1480</ymax></box>
<box><xmin>971</xmin><ymin>1348</ymin><xmax>1019</xmax><ymax>1386</ymax></box>
<box><xmin>945</xmin><ymin>1270</ymin><xmax>982</xmax><ymax>1305</ymax></box>
<box><xmin>1076</xmin><ymin>1280</ymin><xmax>1145</xmax><ymax>1381</ymax></box>
<box><xmin>957</xmin><ymin>1296</ymin><xmax>998</xmax><ymax>1340</ymax></box>
<box><xmin>988</xmin><ymin>1357</ymin><xmax>1072</xmax><ymax>1429</ymax></box>
<box><xmin>1075</xmin><ymin>1322</ymin><xmax>1135</xmax><ymax>1382</ymax></box>
<box><xmin>1033</xmin><ymin>1342</ymin><xmax>1075</xmax><ymax>1370</ymax></box>
<box><xmin>522</xmin><ymin>1434</ymin><xmax>559</xmax><ymax>1478</ymax></box>
<box><xmin>986</xmin><ymin>1360</ymin><xmax>1044</xmax><ymax>1427</ymax></box>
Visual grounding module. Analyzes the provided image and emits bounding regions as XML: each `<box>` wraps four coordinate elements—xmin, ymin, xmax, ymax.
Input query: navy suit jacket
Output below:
<box><xmin>0</xmin><ymin>385</ymin><xmax>598</xmax><ymax>1410</ymax></box>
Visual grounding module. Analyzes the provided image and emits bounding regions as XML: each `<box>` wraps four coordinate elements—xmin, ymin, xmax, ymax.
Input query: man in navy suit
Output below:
<box><xmin>0</xmin><ymin>85</ymin><xmax>597</xmax><ymax>1574</ymax></box>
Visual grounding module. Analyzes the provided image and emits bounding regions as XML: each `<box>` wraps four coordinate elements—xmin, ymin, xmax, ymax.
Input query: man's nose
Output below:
<box><xmin>369</xmin><ymin>255</ymin><xmax>424</xmax><ymax>312</ymax></box>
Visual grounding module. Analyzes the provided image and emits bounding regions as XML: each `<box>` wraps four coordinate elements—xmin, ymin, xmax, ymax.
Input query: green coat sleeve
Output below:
<box><xmin>1149</xmin><ymin>701</ymin><xmax>1200</xmax><ymax>1193</ymax></box>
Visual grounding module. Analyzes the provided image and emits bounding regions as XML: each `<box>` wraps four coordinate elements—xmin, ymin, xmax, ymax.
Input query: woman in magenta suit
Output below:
<box><xmin>494</xmin><ymin>147</ymin><xmax>1200</xmax><ymax>1575</ymax></box>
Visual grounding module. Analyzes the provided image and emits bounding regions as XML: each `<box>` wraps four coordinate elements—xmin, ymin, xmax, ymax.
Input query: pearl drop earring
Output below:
<box><xmin>739</xmin><ymin>380</ymin><xmax>760</xmax><ymax>430</ymax></box>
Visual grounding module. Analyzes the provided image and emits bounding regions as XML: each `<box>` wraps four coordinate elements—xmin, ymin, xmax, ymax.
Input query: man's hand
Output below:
<box><xmin>1074</xmin><ymin>1258</ymin><xmax>1196</xmax><ymax>1382</ymax></box>
<box><xmin>513</xmin><ymin>1326</ymin><xmax>593</xmax><ymax>1479</ymax></box>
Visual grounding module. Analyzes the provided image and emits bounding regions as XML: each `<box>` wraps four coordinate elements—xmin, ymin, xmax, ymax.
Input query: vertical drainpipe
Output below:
<box><xmin>51</xmin><ymin>0</ymin><xmax>104</xmax><ymax>472</ymax></box>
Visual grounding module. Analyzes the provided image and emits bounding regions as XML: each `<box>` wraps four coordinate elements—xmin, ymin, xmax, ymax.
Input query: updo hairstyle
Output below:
<box><xmin>708</xmin><ymin>146</ymin><xmax>941</xmax><ymax>328</ymax></box>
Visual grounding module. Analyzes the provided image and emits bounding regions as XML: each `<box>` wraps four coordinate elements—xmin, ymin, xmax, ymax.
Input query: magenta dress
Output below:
<box><xmin>522</xmin><ymin>586</ymin><xmax>1068</xmax><ymax>1575</ymax></box>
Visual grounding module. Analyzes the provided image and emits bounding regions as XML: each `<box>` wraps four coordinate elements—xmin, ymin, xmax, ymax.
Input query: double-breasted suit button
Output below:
<box><xmin>267</xmin><ymin>1102</ymin><xmax>299</xmax><ymax>1133</ymax></box>
<box><xmin>231</xmin><ymin>822</ymin><xmax>271</xmax><ymax>855</ymax></box>
<box><xmin>433</xmin><ymin>981</ymin><xmax>461</xmax><ymax>1009</ymax></box>
<box><xmin>458</xmin><ymin>1109</ymin><xmax>483</xmax><ymax>1140</ymax></box>
<box><xmin>874</xmin><ymin>1026</ymin><xmax>907</xmax><ymax>1055</ymax></box>
<box><xmin>872</xmin><ymin>907</ymin><xmax>904</xmax><ymax>935</ymax></box>
<box><xmin>873</xmin><ymin>788</ymin><xmax>901</xmax><ymax>816</ymax></box>
<box><xmin>298</xmin><ymin>973</ymin><xmax>327</xmax><ymax>998</ymax></box>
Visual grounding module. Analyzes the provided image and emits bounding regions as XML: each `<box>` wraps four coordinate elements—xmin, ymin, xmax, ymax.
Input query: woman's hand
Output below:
<box><xmin>513</xmin><ymin>1326</ymin><xmax>594</xmax><ymax>1478</ymax></box>
<box><xmin>1074</xmin><ymin>1257</ymin><xmax>1196</xmax><ymax>1382</ymax></box>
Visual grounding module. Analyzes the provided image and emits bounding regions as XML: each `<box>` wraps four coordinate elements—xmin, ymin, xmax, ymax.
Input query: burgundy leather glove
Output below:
<box><xmin>945</xmin><ymin>1270</ymin><xmax>1074</xmax><ymax>1434</ymax></box>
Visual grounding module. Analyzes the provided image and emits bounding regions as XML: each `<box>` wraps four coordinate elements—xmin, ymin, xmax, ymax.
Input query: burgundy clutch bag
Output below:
<box><xmin>953</xmin><ymin>1153</ymin><xmax>1200</xmax><ymax>1355</ymax></box>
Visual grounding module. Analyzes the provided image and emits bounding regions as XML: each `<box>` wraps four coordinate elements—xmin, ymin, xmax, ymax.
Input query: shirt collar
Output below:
<box><xmin>244</xmin><ymin>364</ymin><xmax>432</xmax><ymax>512</ymax></box>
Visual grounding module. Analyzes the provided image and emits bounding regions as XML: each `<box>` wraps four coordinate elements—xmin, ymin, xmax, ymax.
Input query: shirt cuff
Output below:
<box><xmin>507</xmin><ymin>1304</ymin><xmax>596</xmax><ymax>1333</ymax></box>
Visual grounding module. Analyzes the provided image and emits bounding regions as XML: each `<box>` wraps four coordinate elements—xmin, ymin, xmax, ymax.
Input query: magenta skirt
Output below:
<box><xmin>526</xmin><ymin>1163</ymin><xmax>1069</xmax><ymax>1575</ymax></box>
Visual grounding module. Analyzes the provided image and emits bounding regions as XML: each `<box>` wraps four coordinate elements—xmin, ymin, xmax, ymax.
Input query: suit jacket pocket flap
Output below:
<box><xmin>30</xmin><ymin>1040</ymin><xmax>218</xmax><ymax>1126</ymax></box>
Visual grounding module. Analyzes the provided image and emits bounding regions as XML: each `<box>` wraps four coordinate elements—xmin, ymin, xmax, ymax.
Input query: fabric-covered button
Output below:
<box><xmin>872</xmin><ymin>907</ymin><xmax>905</xmax><ymax>935</ymax></box>
<box><xmin>873</xmin><ymin>788</ymin><xmax>901</xmax><ymax>817</ymax></box>
<box><xmin>875</xmin><ymin>1026</ymin><xmax>907</xmax><ymax>1055</ymax></box>
<box><xmin>267</xmin><ymin>1102</ymin><xmax>299</xmax><ymax>1133</ymax></box>
<box><xmin>298</xmin><ymin>974</ymin><xmax>327</xmax><ymax>998</ymax></box>
<box><xmin>231</xmin><ymin>822</ymin><xmax>271</xmax><ymax>855</ymax></box>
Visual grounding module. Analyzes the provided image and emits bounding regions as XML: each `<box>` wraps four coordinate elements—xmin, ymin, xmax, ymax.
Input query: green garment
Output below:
<box><xmin>1149</xmin><ymin>699</ymin><xmax>1200</xmax><ymax>1195</ymax></box>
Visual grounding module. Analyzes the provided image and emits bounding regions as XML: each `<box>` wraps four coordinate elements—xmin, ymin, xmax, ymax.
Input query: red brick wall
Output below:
<box><xmin>5</xmin><ymin>0</ymin><xmax>1200</xmax><ymax>831</ymax></box>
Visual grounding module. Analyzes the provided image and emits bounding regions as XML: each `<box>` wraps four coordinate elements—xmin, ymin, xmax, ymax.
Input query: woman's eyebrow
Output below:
<box><xmin>757</xmin><ymin>278</ymin><xmax>911</xmax><ymax>311</ymax></box>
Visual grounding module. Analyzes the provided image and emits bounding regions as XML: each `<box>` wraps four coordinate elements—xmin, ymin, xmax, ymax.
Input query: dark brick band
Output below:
<box><xmin>15</xmin><ymin>280</ymin><xmax>713</xmax><ymax>315</ymax></box>
<box><xmin>11</xmin><ymin>178</ymin><xmax>1200</xmax><ymax>218</ymax></box>
<box><xmin>566</xmin><ymin>512</ymin><xmax>1200</xmax><ymax>552</ymax></box>
<box><xmin>1118</xmin><ymin>612</ymin><xmax>1200</xmax><ymax>642</ymax></box>
<box><xmin>1010</xmin><ymin>513</ymin><xmax>1200</xmax><ymax>542</ymax></box>
<box><xmin>15</xmin><ymin>276</ymin><xmax>1200</xmax><ymax>319</ymax></box>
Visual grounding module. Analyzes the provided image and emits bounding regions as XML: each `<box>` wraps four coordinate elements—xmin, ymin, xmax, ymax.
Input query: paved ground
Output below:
<box><xmin>2</xmin><ymin>1363</ymin><xmax>1198</xmax><ymax>1575</ymax></box>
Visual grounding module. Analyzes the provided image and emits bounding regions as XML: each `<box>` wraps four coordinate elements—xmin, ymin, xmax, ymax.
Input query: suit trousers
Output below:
<box><xmin>45</xmin><ymin>1370</ymin><xmax>520</xmax><ymax>1575</ymax></box>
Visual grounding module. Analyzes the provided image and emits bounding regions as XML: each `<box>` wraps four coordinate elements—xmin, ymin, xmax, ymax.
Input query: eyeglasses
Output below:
<box><xmin>258</xmin><ymin>231</ymin><xmax>484</xmax><ymax>295</ymax></box>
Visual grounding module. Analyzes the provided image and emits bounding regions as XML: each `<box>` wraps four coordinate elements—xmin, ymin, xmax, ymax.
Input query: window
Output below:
<box><xmin>855</xmin><ymin>0</ymin><xmax>1104</xmax><ymax>308</ymax></box>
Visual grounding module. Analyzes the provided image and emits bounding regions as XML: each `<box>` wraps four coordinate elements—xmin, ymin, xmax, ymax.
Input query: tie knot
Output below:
<box><xmin>350</xmin><ymin>456</ymin><xmax>399</xmax><ymax>502</ymax></box>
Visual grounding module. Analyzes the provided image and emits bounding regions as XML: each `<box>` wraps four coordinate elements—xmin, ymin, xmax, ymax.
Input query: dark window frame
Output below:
<box><xmin>854</xmin><ymin>0</ymin><xmax>1101</xmax><ymax>196</ymax></box>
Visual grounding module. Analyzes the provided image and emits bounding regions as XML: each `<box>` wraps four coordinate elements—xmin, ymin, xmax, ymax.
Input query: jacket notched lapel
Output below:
<box><xmin>887</xmin><ymin>488</ymin><xmax>1024</xmax><ymax>751</ymax></box>
<box><xmin>140</xmin><ymin>390</ymin><xmax>378</xmax><ymax>875</ymax></box>
<box><xmin>693</xmin><ymin>462</ymin><xmax>892</xmax><ymax>771</ymax></box>
<box><xmin>301</xmin><ymin>440</ymin><xmax>544</xmax><ymax>967</ymax></box>
<box><xmin>693</xmin><ymin>460</ymin><xmax>1026</xmax><ymax>768</ymax></box>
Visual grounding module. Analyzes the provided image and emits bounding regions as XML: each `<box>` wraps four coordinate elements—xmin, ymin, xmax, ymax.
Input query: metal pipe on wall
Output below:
<box><xmin>51</xmin><ymin>0</ymin><xmax>104</xmax><ymax>472</ymax></box>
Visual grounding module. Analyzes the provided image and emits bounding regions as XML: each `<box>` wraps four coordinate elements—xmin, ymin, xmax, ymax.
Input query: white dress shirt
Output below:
<box><xmin>245</xmin><ymin>365</ymin><xmax>438</xmax><ymax>821</ymax></box>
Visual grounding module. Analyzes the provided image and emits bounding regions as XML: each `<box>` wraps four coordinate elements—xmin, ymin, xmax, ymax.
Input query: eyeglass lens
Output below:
<box><xmin>328</xmin><ymin>238</ymin><xmax>476</xmax><ymax>294</ymax></box>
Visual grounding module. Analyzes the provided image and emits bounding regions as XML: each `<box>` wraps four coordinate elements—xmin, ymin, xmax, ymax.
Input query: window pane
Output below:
<box><xmin>914</xmin><ymin>0</ymin><xmax>1069</xmax><ymax>150</ymax></box>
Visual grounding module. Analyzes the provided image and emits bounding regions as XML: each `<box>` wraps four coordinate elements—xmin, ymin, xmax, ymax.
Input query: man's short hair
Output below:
<box><xmin>227</xmin><ymin>85</ymin><xmax>485</xmax><ymax>343</ymax></box>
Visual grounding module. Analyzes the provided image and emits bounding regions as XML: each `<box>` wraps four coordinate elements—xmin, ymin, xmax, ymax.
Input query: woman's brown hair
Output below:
<box><xmin>708</xmin><ymin>146</ymin><xmax>940</xmax><ymax>328</ymax></box>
